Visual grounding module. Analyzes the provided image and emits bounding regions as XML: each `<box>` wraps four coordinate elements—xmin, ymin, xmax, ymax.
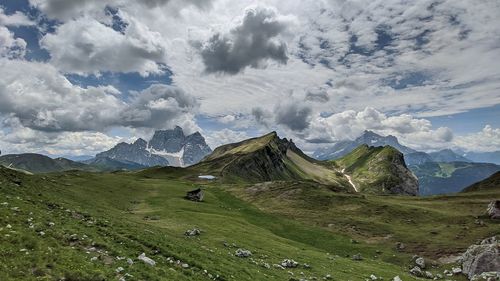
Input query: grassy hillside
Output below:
<box><xmin>230</xmin><ymin>181</ymin><xmax>499</xmax><ymax>260</ymax></box>
<box><xmin>333</xmin><ymin>145</ymin><xmax>418</xmax><ymax>195</ymax></box>
<box><xmin>192</xmin><ymin>132</ymin><xmax>350</xmax><ymax>188</ymax></box>
<box><xmin>1</xmin><ymin>166</ymin><xmax>420</xmax><ymax>281</ymax></box>
<box><xmin>0</xmin><ymin>153</ymin><xmax>93</xmax><ymax>173</ymax></box>
<box><xmin>462</xmin><ymin>171</ymin><xmax>500</xmax><ymax>192</ymax></box>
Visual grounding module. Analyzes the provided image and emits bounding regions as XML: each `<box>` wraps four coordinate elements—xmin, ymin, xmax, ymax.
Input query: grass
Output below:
<box><xmin>1</xmin><ymin>168</ymin><xmax>422</xmax><ymax>281</ymax></box>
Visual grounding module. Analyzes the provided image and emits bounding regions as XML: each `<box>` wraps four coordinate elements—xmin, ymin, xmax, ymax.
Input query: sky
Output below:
<box><xmin>0</xmin><ymin>0</ymin><xmax>499</xmax><ymax>157</ymax></box>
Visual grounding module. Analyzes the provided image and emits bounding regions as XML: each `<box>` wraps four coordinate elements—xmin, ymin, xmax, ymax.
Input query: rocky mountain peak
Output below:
<box><xmin>93</xmin><ymin>126</ymin><xmax>211</xmax><ymax>168</ymax></box>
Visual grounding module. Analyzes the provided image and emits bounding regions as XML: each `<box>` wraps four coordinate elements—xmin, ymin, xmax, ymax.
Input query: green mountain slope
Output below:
<box><xmin>0</xmin><ymin>153</ymin><xmax>93</xmax><ymax>173</ymax></box>
<box><xmin>333</xmin><ymin>145</ymin><xmax>419</xmax><ymax>195</ymax></box>
<box><xmin>462</xmin><ymin>171</ymin><xmax>500</xmax><ymax>192</ymax></box>
<box><xmin>193</xmin><ymin>132</ymin><xmax>350</xmax><ymax>187</ymax></box>
<box><xmin>0</xmin><ymin>165</ymin><xmax>417</xmax><ymax>281</ymax></box>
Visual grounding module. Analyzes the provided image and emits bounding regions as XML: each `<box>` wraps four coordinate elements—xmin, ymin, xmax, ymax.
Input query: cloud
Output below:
<box><xmin>0</xmin><ymin>120</ymin><xmax>125</xmax><ymax>156</ymax></box>
<box><xmin>454</xmin><ymin>125</ymin><xmax>500</xmax><ymax>152</ymax></box>
<box><xmin>40</xmin><ymin>15</ymin><xmax>167</xmax><ymax>76</ymax></box>
<box><xmin>306</xmin><ymin>107</ymin><xmax>454</xmax><ymax>151</ymax></box>
<box><xmin>0</xmin><ymin>26</ymin><xmax>27</xmax><ymax>58</ymax></box>
<box><xmin>0</xmin><ymin>59</ymin><xmax>197</xmax><ymax>133</ymax></box>
<box><xmin>29</xmin><ymin>0</ymin><xmax>213</xmax><ymax>20</ymax></box>
<box><xmin>121</xmin><ymin>84</ymin><xmax>199</xmax><ymax>133</ymax></box>
<box><xmin>199</xmin><ymin>6</ymin><xmax>290</xmax><ymax>74</ymax></box>
<box><xmin>204</xmin><ymin>128</ymin><xmax>251</xmax><ymax>149</ymax></box>
<box><xmin>0</xmin><ymin>8</ymin><xmax>34</xmax><ymax>26</ymax></box>
<box><xmin>275</xmin><ymin>101</ymin><xmax>312</xmax><ymax>131</ymax></box>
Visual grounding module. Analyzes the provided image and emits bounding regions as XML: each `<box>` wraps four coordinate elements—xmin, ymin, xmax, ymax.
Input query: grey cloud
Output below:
<box><xmin>0</xmin><ymin>59</ymin><xmax>197</xmax><ymax>133</ymax></box>
<box><xmin>200</xmin><ymin>7</ymin><xmax>288</xmax><ymax>74</ymax></box>
<box><xmin>30</xmin><ymin>0</ymin><xmax>213</xmax><ymax>20</ymax></box>
<box><xmin>40</xmin><ymin>17</ymin><xmax>167</xmax><ymax>76</ymax></box>
<box><xmin>122</xmin><ymin>84</ymin><xmax>198</xmax><ymax>129</ymax></box>
<box><xmin>251</xmin><ymin>107</ymin><xmax>272</xmax><ymax>127</ymax></box>
<box><xmin>275</xmin><ymin>102</ymin><xmax>312</xmax><ymax>131</ymax></box>
<box><xmin>305</xmin><ymin>89</ymin><xmax>330</xmax><ymax>103</ymax></box>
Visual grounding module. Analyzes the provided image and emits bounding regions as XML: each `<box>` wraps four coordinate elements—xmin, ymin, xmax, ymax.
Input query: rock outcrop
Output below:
<box><xmin>461</xmin><ymin>236</ymin><xmax>500</xmax><ymax>280</ymax></box>
<box><xmin>487</xmin><ymin>200</ymin><xmax>500</xmax><ymax>219</ymax></box>
<box><xmin>186</xmin><ymin>188</ymin><xmax>204</xmax><ymax>202</ymax></box>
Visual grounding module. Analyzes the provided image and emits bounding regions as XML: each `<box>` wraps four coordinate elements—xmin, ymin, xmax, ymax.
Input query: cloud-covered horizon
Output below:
<box><xmin>0</xmin><ymin>0</ymin><xmax>499</xmax><ymax>156</ymax></box>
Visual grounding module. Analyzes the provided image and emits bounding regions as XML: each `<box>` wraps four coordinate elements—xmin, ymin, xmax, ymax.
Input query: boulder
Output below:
<box><xmin>186</xmin><ymin>188</ymin><xmax>204</xmax><ymax>202</ymax></box>
<box><xmin>415</xmin><ymin>257</ymin><xmax>426</xmax><ymax>269</ymax></box>
<box><xmin>462</xmin><ymin>236</ymin><xmax>499</xmax><ymax>280</ymax></box>
<box><xmin>410</xmin><ymin>266</ymin><xmax>423</xmax><ymax>277</ymax></box>
<box><xmin>184</xmin><ymin>228</ymin><xmax>201</xmax><ymax>236</ymax></box>
<box><xmin>281</xmin><ymin>259</ymin><xmax>299</xmax><ymax>268</ymax></box>
<box><xmin>487</xmin><ymin>200</ymin><xmax>500</xmax><ymax>219</ymax></box>
<box><xmin>138</xmin><ymin>253</ymin><xmax>156</xmax><ymax>266</ymax></box>
<box><xmin>235</xmin><ymin>249</ymin><xmax>252</xmax><ymax>258</ymax></box>
<box><xmin>352</xmin><ymin>253</ymin><xmax>363</xmax><ymax>261</ymax></box>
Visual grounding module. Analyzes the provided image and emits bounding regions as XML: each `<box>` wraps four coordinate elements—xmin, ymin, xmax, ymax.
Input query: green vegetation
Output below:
<box><xmin>333</xmin><ymin>145</ymin><xmax>418</xmax><ymax>195</ymax></box>
<box><xmin>1</xmin><ymin>166</ymin><xmax>419</xmax><ymax>281</ymax></box>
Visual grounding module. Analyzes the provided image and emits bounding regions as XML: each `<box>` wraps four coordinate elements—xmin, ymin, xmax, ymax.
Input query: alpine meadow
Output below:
<box><xmin>0</xmin><ymin>1</ymin><xmax>499</xmax><ymax>281</ymax></box>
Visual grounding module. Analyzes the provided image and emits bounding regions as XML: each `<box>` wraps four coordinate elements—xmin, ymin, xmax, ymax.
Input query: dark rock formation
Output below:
<box><xmin>186</xmin><ymin>188</ymin><xmax>204</xmax><ymax>202</ymax></box>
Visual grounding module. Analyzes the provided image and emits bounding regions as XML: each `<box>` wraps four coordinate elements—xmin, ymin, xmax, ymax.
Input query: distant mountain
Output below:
<box><xmin>332</xmin><ymin>145</ymin><xmax>418</xmax><ymax>195</ymax></box>
<box><xmin>92</xmin><ymin>126</ymin><xmax>212</xmax><ymax>168</ymax></box>
<box><xmin>0</xmin><ymin>153</ymin><xmax>92</xmax><ymax>173</ymax></box>
<box><xmin>410</xmin><ymin>161</ymin><xmax>500</xmax><ymax>195</ymax></box>
<box><xmin>95</xmin><ymin>138</ymin><xmax>170</xmax><ymax>167</ymax></box>
<box><xmin>313</xmin><ymin>130</ymin><xmax>417</xmax><ymax>160</ymax></box>
<box><xmin>462</xmin><ymin>171</ymin><xmax>500</xmax><ymax>192</ymax></box>
<box><xmin>85</xmin><ymin>157</ymin><xmax>147</xmax><ymax>172</ymax></box>
<box><xmin>405</xmin><ymin>152</ymin><xmax>434</xmax><ymax>166</ymax></box>
<box><xmin>147</xmin><ymin>127</ymin><xmax>212</xmax><ymax>166</ymax></box>
<box><xmin>460</xmin><ymin>151</ymin><xmax>500</xmax><ymax>165</ymax></box>
<box><xmin>428</xmin><ymin>149</ymin><xmax>470</xmax><ymax>163</ymax></box>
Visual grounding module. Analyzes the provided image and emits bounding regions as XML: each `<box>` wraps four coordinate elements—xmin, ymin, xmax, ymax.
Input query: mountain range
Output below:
<box><xmin>189</xmin><ymin>132</ymin><xmax>418</xmax><ymax>195</ymax></box>
<box><xmin>88</xmin><ymin>126</ymin><xmax>212</xmax><ymax>168</ymax></box>
<box><xmin>313</xmin><ymin>130</ymin><xmax>500</xmax><ymax>195</ymax></box>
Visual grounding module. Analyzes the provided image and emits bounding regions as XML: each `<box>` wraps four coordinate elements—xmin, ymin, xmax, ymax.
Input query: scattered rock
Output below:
<box><xmin>235</xmin><ymin>249</ymin><xmax>252</xmax><ymax>258</ymax></box>
<box><xmin>352</xmin><ymin>254</ymin><xmax>363</xmax><ymax>261</ymax></box>
<box><xmin>452</xmin><ymin>267</ymin><xmax>462</xmax><ymax>275</ymax></box>
<box><xmin>281</xmin><ymin>259</ymin><xmax>299</xmax><ymax>268</ymax></box>
<box><xmin>410</xmin><ymin>266</ymin><xmax>423</xmax><ymax>277</ymax></box>
<box><xmin>481</xmin><ymin>236</ymin><xmax>497</xmax><ymax>245</ymax></box>
<box><xmin>90</xmin><ymin>256</ymin><xmax>98</xmax><ymax>262</ymax></box>
<box><xmin>396</xmin><ymin>242</ymin><xmax>405</xmax><ymax>251</ymax></box>
<box><xmin>415</xmin><ymin>257</ymin><xmax>426</xmax><ymax>269</ymax></box>
<box><xmin>487</xmin><ymin>200</ymin><xmax>500</xmax><ymax>219</ymax></box>
<box><xmin>424</xmin><ymin>271</ymin><xmax>434</xmax><ymax>279</ymax></box>
<box><xmin>471</xmin><ymin>272</ymin><xmax>500</xmax><ymax>281</ymax></box>
<box><xmin>186</xmin><ymin>188</ymin><xmax>204</xmax><ymax>202</ymax></box>
<box><xmin>181</xmin><ymin>263</ymin><xmax>189</xmax><ymax>268</ymax></box>
<box><xmin>392</xmin><ymin>276</ymin><xmax>402</xmax><ymax>281</ymax></box>
<box><xmin>369</xmin><ymin>274</ymin><xmax>378</xmax><ymax>280</ymax></box>
<box><xmin>184</xmin><ymin>228</ymin><xmax>201</xmax><ymax>236</ymax></box>
<box><xmin>127</xmin><ymin>258</ymin><xmax>133</xmax><ymax>265</ymax></box>
<box><xmin>116</xmin><ymin>267</ymin><xmax>124</xmax><ymax>273</ymax></box>
<box><xmin>138</xmin><ymin>253</ymin><xmax>156</xmax><ymax>266</ymax></box>
<box><xmin>462</xmin><ymin>236</ymin><xmax>499</xmax><ymax>280</ymax></box>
